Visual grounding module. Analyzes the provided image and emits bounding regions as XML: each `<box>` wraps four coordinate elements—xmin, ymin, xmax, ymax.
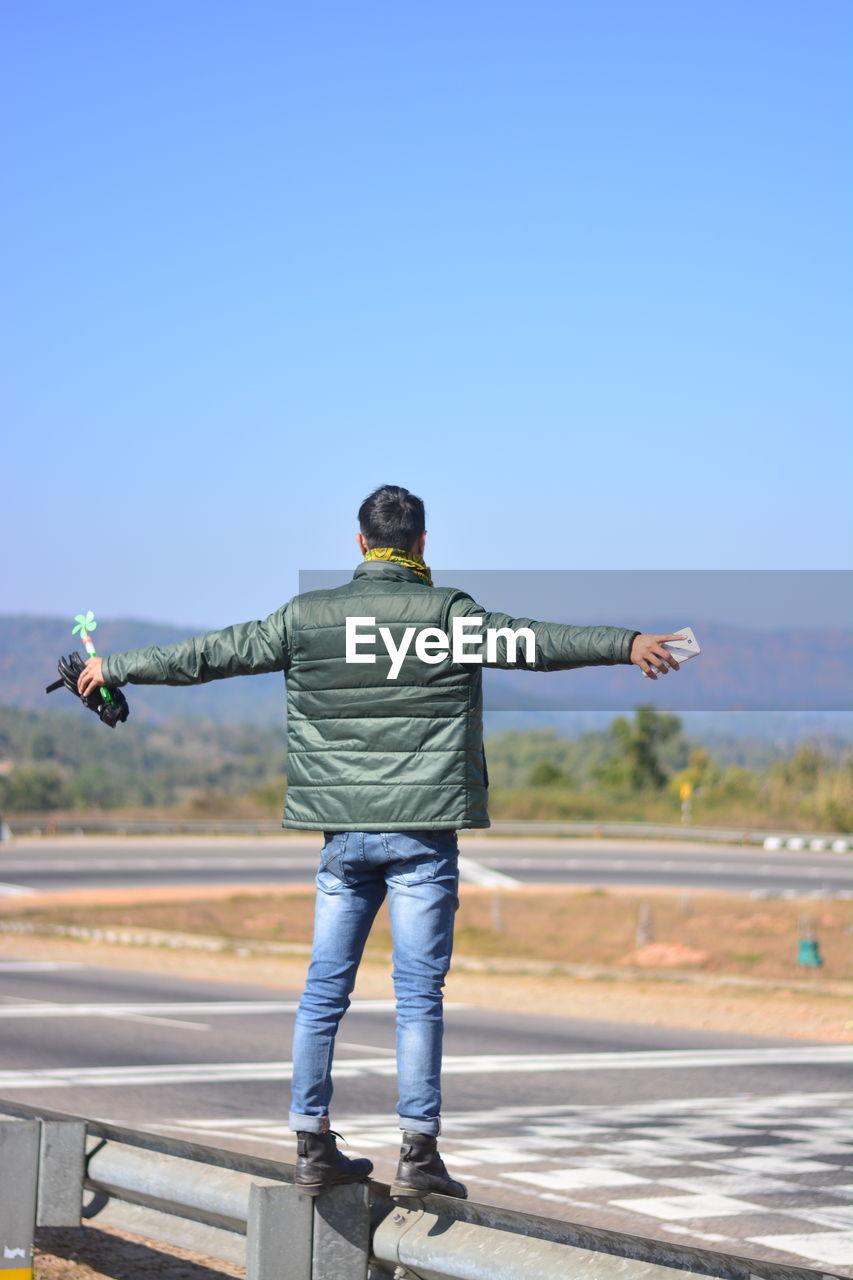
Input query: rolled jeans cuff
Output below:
<box><xmin>290</xmin><ymin>1112</ymin><xmax>327</xmax><ymax>1134</ymax></box>
<box><xmin>399</xmin><ymin>1115</ymin><xmax>441</xmax><ymax>1137</ymax></box>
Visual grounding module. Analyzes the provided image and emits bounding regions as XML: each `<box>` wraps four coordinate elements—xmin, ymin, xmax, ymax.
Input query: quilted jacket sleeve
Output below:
<box><xmin>101</xmin><ymin>604</ymin><xmax>292</xmax><ymax>687</ymax></box>
<box><xmin>443</xmin><ymin>593</ymin><xmax>637</xmax><ymax>671</ymax></box>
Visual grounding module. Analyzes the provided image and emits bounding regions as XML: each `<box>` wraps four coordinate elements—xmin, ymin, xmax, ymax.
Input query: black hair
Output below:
<box><xmin>358</xmin><ymin>485</ymin><xmax>426</xmax><ymax>550</ymax></box>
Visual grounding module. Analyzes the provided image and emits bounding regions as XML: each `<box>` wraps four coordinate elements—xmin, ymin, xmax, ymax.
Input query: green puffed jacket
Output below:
<box><xmin>102</xmin><ymin>561</ymin><xmax>638</xmax><ymax>831</ymax></box>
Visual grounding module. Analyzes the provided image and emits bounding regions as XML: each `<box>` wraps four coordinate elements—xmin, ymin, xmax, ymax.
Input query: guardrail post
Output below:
<box><xmin>312</xmin><ymin>1182</ymin><xmax>370</xmax><ymax>1280</ymax></box>
<box><xmin>36</xmin><ymin>1119</ymin><xmax>86</xmax><ymax>1227</ymax></box>
<box><xmin>246</xmin><ymin>1183</ymin><xmax>313</xmax><ymax>1280</ymax></box>
<box><xmin>0</xmin><ymin>1118</ymin><xmax>39</xmax><ymax>1280</ymax></box>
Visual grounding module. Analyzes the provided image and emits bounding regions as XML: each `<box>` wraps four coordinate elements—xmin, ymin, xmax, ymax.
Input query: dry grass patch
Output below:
<box><xmin>6</xmin><ymin>885</ymin><xmax>853</xmax><ymax>983</ymax></box>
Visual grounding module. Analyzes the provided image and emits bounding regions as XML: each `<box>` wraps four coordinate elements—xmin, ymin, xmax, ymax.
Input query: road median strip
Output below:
<box><xmin>3</xmin><ymin>916</ymin><xmax>853</xmax><ymax>997</ymax></box>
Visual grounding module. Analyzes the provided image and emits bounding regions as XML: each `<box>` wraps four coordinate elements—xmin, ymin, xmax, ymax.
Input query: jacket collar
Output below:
<box><xmin>352</xmin><ymin>561</ymin><xmax>429</xmax><ymax>585</ymax></box>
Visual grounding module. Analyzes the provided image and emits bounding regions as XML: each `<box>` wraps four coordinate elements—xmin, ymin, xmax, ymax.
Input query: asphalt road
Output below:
<box><xmin>1</xmin><ymin>957</ymin><xmax>852</xmax><ymax>1272</ymax></box>
<box><xmin>2</xmin><ymin>834</ymin><xmax>853</xmax><ymax>895</ymax></box>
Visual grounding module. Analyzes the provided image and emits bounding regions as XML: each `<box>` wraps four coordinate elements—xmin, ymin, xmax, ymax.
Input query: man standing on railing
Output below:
<box><xmin>79</xmin><ymin>484</ymin><xmax>683</xmax><ymax>1198</ymax></box>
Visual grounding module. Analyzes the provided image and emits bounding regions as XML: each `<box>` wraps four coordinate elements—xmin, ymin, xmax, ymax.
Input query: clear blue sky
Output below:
<box><xmin>3</xmin><ymin>1</ymin><xmax>850</xmax><ymax>630</ymax></box>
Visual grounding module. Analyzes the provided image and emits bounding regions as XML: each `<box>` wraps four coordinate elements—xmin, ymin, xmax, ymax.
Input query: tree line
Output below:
<box><xmin>0</xmin><ymin>707</ymin><xmax>286</xmax><ymax>816</ymax></box>
<box><xmin>0</xmin><ymin>705</ymin><xmax>849</xmax><ymax>831</ymax></box>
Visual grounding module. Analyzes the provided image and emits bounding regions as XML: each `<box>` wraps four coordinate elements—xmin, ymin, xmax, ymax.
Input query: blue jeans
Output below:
<box><xmin>289</xmin><ymin>830</ymin><xmax>459</xmax><ymax>1137</ymax></box>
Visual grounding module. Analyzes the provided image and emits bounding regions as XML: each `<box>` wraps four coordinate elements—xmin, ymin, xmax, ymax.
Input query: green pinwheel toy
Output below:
<box><xmin>45</xmin><ymin>612</ymin><xmax>130</xmax><ymax>727</ymax></box>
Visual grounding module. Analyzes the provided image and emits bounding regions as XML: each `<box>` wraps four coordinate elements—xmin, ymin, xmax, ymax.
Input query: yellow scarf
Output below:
<box><xmin>363</xmin><ymin>546</ymin><xmax>433</xmax><ymax>587</ymax></box>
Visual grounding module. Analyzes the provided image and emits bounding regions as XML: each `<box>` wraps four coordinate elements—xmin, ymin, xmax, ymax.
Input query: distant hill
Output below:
<box><xmin>482</xmin><ymin>620</ymin><xmax>852</xmax><ymax>713</ymax></box>
<box><xmin>2</xmin><ymin>613</ymin><xmax>851</xmax><ymax>731</ymax></box>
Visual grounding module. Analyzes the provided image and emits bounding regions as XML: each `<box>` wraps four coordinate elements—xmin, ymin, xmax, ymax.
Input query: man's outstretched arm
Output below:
<box><xmin>77</xmin><ymin>606</ymin><xmax>291</xmax><ymax>699</ymax></box>
<box><xmin>443</xmin><ymin>595</ymin><xmax>684</xmax><ymax>678</ymax></box>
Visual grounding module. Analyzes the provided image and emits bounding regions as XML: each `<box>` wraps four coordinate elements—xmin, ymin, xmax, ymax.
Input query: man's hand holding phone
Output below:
<box><xmin>630</xmin><ymin>628</ymin><xmax>701</xmax><ymax>680</ymax></box>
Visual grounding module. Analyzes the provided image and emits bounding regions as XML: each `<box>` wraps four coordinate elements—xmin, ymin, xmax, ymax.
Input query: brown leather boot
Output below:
<box><xmin>390</xmin><ymin>1131</ymin><xmax>467</xmax><ymax>1200</ymax></box>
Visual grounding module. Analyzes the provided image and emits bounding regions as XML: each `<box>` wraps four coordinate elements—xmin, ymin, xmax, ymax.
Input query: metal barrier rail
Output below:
<box><xmin>0</xmin><ymin>1099</ymin><xmax>841</xmax><ymax>1280</ymax></box>
<box><xmin>6</xmin><ymin>815</ymin><xmax>851</xmax><ymax>847</ymax></box>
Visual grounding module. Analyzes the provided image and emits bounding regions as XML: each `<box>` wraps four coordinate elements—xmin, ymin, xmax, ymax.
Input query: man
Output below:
<box><xmin>79</xmin><ymin>484</ymin><xmax>683</xmax><ymax>1199</ymax></box>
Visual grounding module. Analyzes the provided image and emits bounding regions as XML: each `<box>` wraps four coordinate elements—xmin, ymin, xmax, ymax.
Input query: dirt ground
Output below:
<box><xmin>33</xmin><ymin>1224</ymin><xmax>244</xmax><ymax>1280</ymax></box>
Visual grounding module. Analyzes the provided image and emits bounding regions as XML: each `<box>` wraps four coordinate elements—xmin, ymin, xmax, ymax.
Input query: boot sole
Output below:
<box><xmin>296</xmin><ymin>1173</ymin><xmax>372</xmax><ymax>1197</ymax></box>
<box><xmin>389</xmin><ymin>1182</ymin><xmax>426</xmax><ymax>1200</ymax></box>
<box><xmin>389</xmin><ymin>1181</ymin><xmax>468</xmax><ymax>1201</ymax></box>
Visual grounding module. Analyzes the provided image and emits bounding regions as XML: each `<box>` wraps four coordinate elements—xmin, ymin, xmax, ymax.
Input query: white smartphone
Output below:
<box><xmin>642</xmin><ymin>626</ymin><xmax>700</xmax><ymax>677</ymax></box>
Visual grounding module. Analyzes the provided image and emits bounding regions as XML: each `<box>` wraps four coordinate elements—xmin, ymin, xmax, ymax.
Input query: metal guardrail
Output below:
<box><xmin>0</xmin><ymin>1099</ymin><xmax>842</xmax><ymax>1280</ymax></box>
<box><xmin>5</xmin><ymin>817</ymin><xmax>286</xmax><ymax>837</ymax></box>
<box><xmin>5</xmin><ymin>815</ymin><xmax>851</xmax><ymax>847</ymax></box>
<box><xmin>490</xmin><ymin>821</ymin><xmax>852</xmax><ymax>850</ymax></box>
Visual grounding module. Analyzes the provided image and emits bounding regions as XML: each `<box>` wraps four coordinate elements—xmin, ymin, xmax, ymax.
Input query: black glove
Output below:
<box><xmin>46</xmin><ymin>651</ymin><xmax>130</xmax><ymax>728</ymax></box>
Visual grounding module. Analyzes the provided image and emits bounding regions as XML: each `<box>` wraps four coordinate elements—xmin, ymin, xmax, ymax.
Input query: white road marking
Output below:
<box><xmin>152</xmin><ymin>1120</ymin><xmax>298</xmax><ymax>1147</ymax></box>
<box><xmin>457</xmin><ymin>856</ymin><xmax>521</xmax><ymax>888</ymax></box>
<box><xmin>611</xmin><ymin>1192</ymin><xmax>764</xmax><ymax>1220</ymax></box>
<box><xmin>0</xmin><ymin>1061</ymin><xmax>294</xmax><ymax>1088</ymax></box>
<box><xmin>337</xmin><ymin>1042</ymin><xmax>396</xmax><ymax>1055</ymax></box>
<box><xmin>748</xmin><ymin>1232</ymin><xmax>853</xmax><ymax>1267</ymax></box>
<box><xmin>508</xmin><ymin>1167</ymin><xmax>647</xmax><ymax>1190</ymax></box>
<box><xmin>104</xmin><ymin>1012</ymin><xmax>211</xmax><ymax>1031</ymax></box>
<box><xmin>454</xmin><ymin>857</ymin><xmax>853</xmax><ymax>881</ymax></box>
<box><xmin>433</xmin><ymin>1046</ymin><xmax>853</xmax><ymax>1073</ymax></box>
<box><xmin>0</xmin><ymin>857</ymin><xmax>318</xmax><ymax>872</ymax></box>
<box><xmin>0</xmin><ymin>1045</ymin><xmax>851</xmax><ymax>1090</ymax></box>
<box><xmin>723</xmin><ymin>1154</ymin><xmax>838</xmax><ymax>1173</ymax></box>
<box><xmin>0</xmin><ymin>998</ymin><xmax>418</xmax><ymax>1019</ymax></box>
<box><xmin>0</xmin><ymin>991</ymin><xmax>211</xmax><ymax>1030</ymax></box>
<box><xmin>0</xmin><ymin>961</ymin><xmax>84</xmax><ymax>972</ymax></box>
<box><xmin>169</xmin><ymin>1116</ymin><xmax>284</xmax><ymax>1128</ymax></box>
